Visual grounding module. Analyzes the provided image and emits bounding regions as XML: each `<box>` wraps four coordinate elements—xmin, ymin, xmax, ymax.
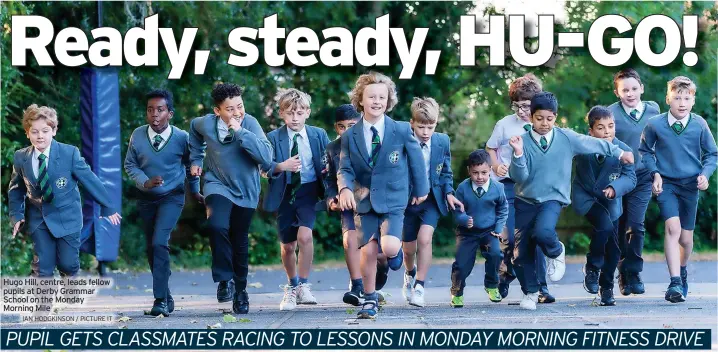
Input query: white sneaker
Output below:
<box><xmin>296</xmin><ymin>282</ymin><xmax>317</xmax><ymax>305</ymax></box>
<box><xmin>409</xmin><ymin>284</ymin><xmax>425</xmax><ymax>307</ymax></box>
<box><xmin>520</xmin><ymin>292</ymin><xmax>538</xmax><ymax>310</ymax></box>
<box><xmin>279</xmin><ymin>285</ymin><xmax>297</xmax><ymax>311</ymax></box>
<box><xmin>545</xmin><ymin>242</ymin><xmax>566</xmax><ymax>282</ymax></box>
<box><xmin>402</xmin><ymin>273</ymin><xmax>415</xmax><ymax>302</ymax></box>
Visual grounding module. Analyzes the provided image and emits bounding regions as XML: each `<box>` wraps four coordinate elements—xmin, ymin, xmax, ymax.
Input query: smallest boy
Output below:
<box><xmin>323</xmin><ymin>104</ymin><xmax>364</xmax><ymax>306</ymax></box>
<box><xmin>572</xmin><ymin>106</ymin><xmax>636</xmax><ymax>306</ymax></box>
<box><xmin>8</xmin><ymin>104</ymin><xmax>122</xmax><ymax>277</ymax></box>
<box><xmin>639</xmin><ymin>76</ymin><xmax>717</xmax><ymax>303</ymax></box>
<box><xmin>262</xmin><ymin>89</ymin><xmax>330</xmax><ymax>311</ymax></box>
<box><xmin>450</xmin><ymin>150</ymin><xmax>508</xmax><ymax>307</ymax></box>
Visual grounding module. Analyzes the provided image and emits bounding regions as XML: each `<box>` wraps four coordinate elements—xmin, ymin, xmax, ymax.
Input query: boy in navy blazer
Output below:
<box><xmin>401</xmin><ymin>97</ymin><xmax>463</xmax><ymax>307</ymax></box>
<box><xmin>262</xmin><ymin>89</ymin><xmax>330</xmax><ymax>311</ymax></box>
<box><xmin>323</xmin><ymin>104</ymin><xmax>364</xmax><ymax>306</ymax></box>
<box><xmin>338</xmin><ymin>72</ymin><xmax>429</xmax><ymax>319</ymax></box>
<box><xmin>8</xmin><ymin>104</ymin><xmax>121</xmax><ymax>277</ymax></box>
<box><xmin>572</xmin><ymin>106</ymin><xmax>636</xmax><ymax>306</ymax></box>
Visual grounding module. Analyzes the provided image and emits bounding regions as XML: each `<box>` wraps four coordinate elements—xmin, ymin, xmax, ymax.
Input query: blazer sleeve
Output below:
<box><xmin>440</xmin><ymin>135</ymin><xmax>455</xmax><ymax>196</ymax></box>
<box><xmin>608</xmin><ymin>145</ymin><xmax>637</xmax><ymax>199</ymax></box>
<box><xmin>71</xmin><ymin>146</ymin><xmax>116</xmax><ymax>216</ymax></box>
<box><xmin>8</xmin><ymin>152</ymin><xmax>27</xmax><ymax>225</ymax></box>
<box><xmin>337</xmin><ymin>132</ymin><xmax>356</xmax><ymax>193</ymax></box>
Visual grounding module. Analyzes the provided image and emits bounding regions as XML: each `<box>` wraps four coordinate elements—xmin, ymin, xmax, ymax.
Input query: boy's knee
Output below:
<box><xmin>281</xmin><ymin>242</ymin><xmax>297</xmax><ymax>253</ymax></box>
<box><xmin>678</xmin><ymin>233</ymin><xmax>694</xmax><ymax>247</ymax></box>
<box><xmin>534</xmin><ymin>226</ymin><xmax>555</xmax><ymax>241</ymax></box>
<box><xmin>665</xmin><ymin>221</ymin><xmax>682</xmax><ymax>237</ymax></box>
<box><xmin>297</xmin><ymin>232</ymin><xmax>313</xmax><ymax>247</ymax></box>
<box><xmin>417</xmin><ymin>236</ymin><xmax>432</xmax><ymax>249</ymax></box>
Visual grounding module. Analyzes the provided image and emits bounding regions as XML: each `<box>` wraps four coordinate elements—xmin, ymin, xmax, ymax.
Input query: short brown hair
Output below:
<box><xmin>276</xmin><ymin>88</ymin><xmax>312</xmax><ymax>113</ymax></box>
<box><xmin>613</xmin><ymin>68</ymin><xmax>643</xmax><ymax>90</ymax></box>
<box><xmin>22</xmin><ymin>104</ymin><xmax>59</xmax><ymax>132</ymax></box>
<box><xmin>667</xmin><ymin>76</ymin><xmax>696</xmax><ymax>95</ymax></box>
<box><xmin>508</xmin><ymin>73</ymin><xmax>542</xmax><ymax>102</ymax></box>
<box><xmin>410</xmin><ymin>97</ymin><xmax>439</xmax><ymax>124</ymax></box>
<box><xmin>350</xmin><ymin>72</ymin><xmax>398</xmax><ymax>113</ymax></box>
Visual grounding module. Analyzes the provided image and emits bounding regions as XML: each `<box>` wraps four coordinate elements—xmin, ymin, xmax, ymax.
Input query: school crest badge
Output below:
<box><xmin>321</xmin><ymin>154</ymin><xmax>329</xmax><ymax>169</ymax></box>
<box><xmin>436</xmin><ymin>164</ymin><xmax>443</xmax><ymax>174</ymax></box>
<box><xmin>389</xmin><ymin>151</ymin><xmax>400</xmax><ymax>164</ymax></box>
<box><xmin>609</xmin><ymin>173</ymin><xmax>620</xmax><ymax>181</ymax></box>
<box><xmin>55</xmin><ymin>177</ymin><xmax>68</xmax><ymax>189</ymax></box>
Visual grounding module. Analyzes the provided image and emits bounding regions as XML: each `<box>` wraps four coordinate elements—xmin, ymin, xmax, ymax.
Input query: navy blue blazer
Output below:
<box><xmin>417</xmin><ymin>132</ymin><xmax>455</xmax><ymax>216</ymax></box>
<box><xmin>321</xmin><ymin>137</ymin><xmax>342</xmax><ymax>210</ymax></box>
<box><xmin>262</xmin><ymin>125</ymin><xmax>330</xmax><ymax>212</ymax></box>
<box><xmin>572</xmin><ymin>138</ymin><xmax>637</xmax><ymax>221</ymax></box>
<box><xmin>337</xmin><ymin>116</ymin><xmax>429</xmax><ymax>214</ymax></box>
<box><xmin>8</xmin><ymin>140</ymin><xmax>116</xmax><ymax>238</ymax></box>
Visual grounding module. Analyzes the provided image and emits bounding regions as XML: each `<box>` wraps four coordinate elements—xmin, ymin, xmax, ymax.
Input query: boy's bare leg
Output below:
<box><xmin>297</xmin><ymin>226</ymin><xmax>314</xmax><ymax>279</ymax></box>
<box><xmin>281</xmin><ymin>241</ymin><xmax>298</xmax><ymax>280</ymax></box>
<box><xmin>678</xmin><ymin>229</ymin><xmax>694</xmax><ymax>267</ymax></box>
<box><xmin>344</xmin><ymin>230</ymin><xmax>361</xmax><ymax>280</ymax></box>
<box><xmin>415</xmin><ymin>225</ymin><xmax>435</xmax><ymax>281</ymax></box>
<box><xmin>663</xmin><ymin>217</ymin><xmax>682</xmax><ymax>277</ymax></box>
<box><xmin>403</xmin><ymin>240</ymin><xmax>417</xmax><ymax>272</ymax></box>
<box><xmin>362</xmin><ymin>240</ymin><xmax>379</xmax><ymax>293</ymax></box>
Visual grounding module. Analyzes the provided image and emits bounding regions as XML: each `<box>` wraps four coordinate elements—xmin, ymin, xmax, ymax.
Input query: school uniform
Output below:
<box><xmin>124</xmin><ymin>125</ymin><xmax>200</xmax><ymax>300</ymax></box>
<box><xmin>337</xmin><ymin>115</ymin><xmax>429</xmax><ymax>246</ymax></box>
<box><xmin>8</xmin><ymin>140</ymin><xmax>117</xmax><ymax>277</ymax></box>
<box><xmin>509</xmin><ymin>127</ymin><xmax>625</xmax><ymax>294</ymax></box>
<box><xmin>450</xmin><ymin>178</ymin><xmax>508</xmax><ymax>296</ymax></box>
<box><xmin>403</xmin><ymin>132</ymin><xmax>454</xmax><ymax>241</ymax></box>
<box><xmin>189</xmin><ymin>113</ymin><xmax>273</xmax><ymax>290</ymax></box>
<box><xmin>609</xmin><ymin>101</ymin><xmax>660</xmax><ymax>277</ymax></box>
<box><xmin>324</xmin><ymin>137</ymin><xmax>356</xmax><ymax>233</ymax></box>
<box><xmin>262</xmin><ymin>125</ymin><xmax>330</xmax><ymax>243</ymax></box>
<box><xmin>572</xmin><ymin>138</ymin><xmax>636</xmax><ymax>288</ymax></box>
<box><xmin>486</xmin><ymin>114</ymin><xmax>549</xmax><ymax>294</ymax></box>
<box><xmin>639</xmin><ymin>112</ymin><xmax>718</xmax><ymax>230</ymax></box>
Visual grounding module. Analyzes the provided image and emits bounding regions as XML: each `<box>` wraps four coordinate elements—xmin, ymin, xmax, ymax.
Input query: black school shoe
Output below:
<box><xmin>583</xmin><ymin>266</ymin><xmax>600</xmax><ymax>294</ymax></box>
<box><xmin>664</xmin><ymin>277</ymin><xmax>685</xmax><ymax>303</ymax></box>
<box><xmin>217</xmin><ymin>280</ymin><xmax>235</xmax><ymax>303</ymax></box>
<box><xmin>150</xmin><ymin>298</ymin><xmax>170</xmax><ymax>317</ymax></box>
<box><xmin>618</xmin><ymin>273</ymin><xmax>631</xmax><ymax>296</ymax></box>
<box><xmin>167</xmin><ymin>294</ymin><xmax>175</xmax><ymax>313</ymax></box>
<box><xmin>233</xmin><ymin>290</ymin><xmax>249</xmax><ymax>314</ymax></box>
<box><xmin>630</xmin><ymin>273</ymin><xmax>645</xmax><ymax>294</ymax></box>
<box><xmin>599</xmin><ymin>288</ymin><xmax>616</xmax><ymax>306</ymax></box>
<box><xmin>375</xmin><ymin>262</ymin><xmax>390</xmax><ymax>291</ymax></box>
<box><xmin>538</xmin><ymin>291</ymin><xmax>555</xmax><ymax>304</ymax></box>
<box><xmin>680</xmin><ymin>267</ymin><xmax>688</xmax><ymax>297</ymax></box>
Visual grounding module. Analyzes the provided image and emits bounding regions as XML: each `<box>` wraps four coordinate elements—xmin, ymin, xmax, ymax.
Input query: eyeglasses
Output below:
<box><xmin>511</xmin><ymin>103</ymin><xmax>531</xmax><ymax>112</ymax></box>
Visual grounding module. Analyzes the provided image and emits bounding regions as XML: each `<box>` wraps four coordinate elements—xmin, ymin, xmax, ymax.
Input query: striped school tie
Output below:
<box><xmin>369</xmin><ymin>126</ymin><xmax>381</xmax><ymax>167</ymax></box>
<box><xmin>224</xmin><ymin>129</ymin><xmax>234</xmax><ymax>143</ymax></box>
<box><xmin>629</xmin><ymin>109</ymin><xmax>639</xmax><ymax>121</ymax></box>
<box><xmin>37</xmin><ymin>154</ymin><xmax>54</xmax><ymax>203</ymax></box>
<box><xmin>540</xmin><ymin>136</ymin><xmax>548</xmax><ymax>150</ymax></box>
<box><xmin>672</xmin><ymin>121</ymin><xmax>684</xmax><ymax>133</ymax></box>
<box><xmin>153</xmin><ymin>135</ymin><xmax>163</xmax><ymax>149</ymax></box>
<box><xmin>289</xmin><ymin>133</ymin><xmax>301</xmax><ymax>204</ymax></box>
<box><xmin>596</xmin><ymin>154</ymin><xmax>606</xmax><ymax>164</ymax></box>
<box><xmin>523</xmin><ymin>124</ymin><xmax>531</xmax><ymax>132</ymax></box>
<box><xmin>474</xmin><ymin>186</ymin><xmax>485</xmax><ymax>198</ymax></box>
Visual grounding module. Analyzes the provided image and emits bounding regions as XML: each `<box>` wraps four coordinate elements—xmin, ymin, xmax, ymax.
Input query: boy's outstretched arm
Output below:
<box><xmin>71</xmin><ymin>147</ymin><xmax>121</xmax><ymax>224</ymax></box>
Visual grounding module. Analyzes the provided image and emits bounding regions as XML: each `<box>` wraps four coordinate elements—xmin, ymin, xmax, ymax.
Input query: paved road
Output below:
<box><xmin>2</xmin><ymin>260</ymin><xmax>717</xmax><ymax>346</ymax></box>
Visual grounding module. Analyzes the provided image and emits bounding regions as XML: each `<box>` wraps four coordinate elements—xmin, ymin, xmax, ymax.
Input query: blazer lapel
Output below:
<box><xmin>307</xmin><ymin>127</ymin><xmax>322</xmax><ymax>176</ymax></box>
<box><xmin>23</xmin><ymin>147</ymin><xmax>37</xmax><ymax>186</ymax></box>
<box><xmin>48</xmin><ymin>140</ymin><xmax>61</xmax><ymax>183</ymax></box>
<box><xmin>376</xmin><ymin>117</ymin><xmax>396</xmax><ymax>167</ymax></box>
<box><xmin>278</xmin><ymin>125</ymin><xmax>289</xmax><ymax>161</ymax></box>
<box><xmin>352</xmin><ymin>119</ymin><xmax>371</xmax><ymax>167</ymax></box>
<box><xmin>429</xmin><ymin>134</ymin><xmax>442</xmax><ymax>183</ymax></box>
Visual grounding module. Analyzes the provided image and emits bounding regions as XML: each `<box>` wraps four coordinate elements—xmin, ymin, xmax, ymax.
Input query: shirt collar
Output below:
<box><xmin>34</xmin><ymin>142</ymin><xmax>51</xmax><ymax>160</ymax></box>
<box><xmin>472</xmin><ymin>178</ymin><xmax>491</xmax><ymax>193</ymax></box>
<box><xmin>288</xmin><ymin>126</ymin><xmax>308</xmax><ymax>141</ymax></box>
<box><xmin>148</xmin><ymin>125</ymin><xmax>172</xmax><ymax>141</ymax></box>
<box><xmin>217</xmin><ymin>116</ymin><xmax>229</xmax><ymax>130</ymax></box>
<box><xmin>667</xmin><ymin>111</ymin><xmax>690</xmax><ymax>126</ymax></box>
<box><xmin>530</xmin><ymin>127</ymin><xmax>553</xmax><ymax>145</ymax></box>
<box><xmin>622</xmin><ymin>101</ymin><xmax>643</xmax><ymax>116</ymax></box>
<box><xmin>418</xmin><ymin>135</ymin><xmax>432</xmax><ymax>149</ymax></box>
<box><xmin>363</xmin><ymin>114</ymin><xmax>385</xmax><ymax>134</ymax></box>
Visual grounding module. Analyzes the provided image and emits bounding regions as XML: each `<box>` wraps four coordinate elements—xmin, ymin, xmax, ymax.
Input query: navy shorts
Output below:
<box><xmin>355</xmin><ymin>209</ymin><xmax>404</xmax><ymax>248</ymax></box>
<box><xmin>277</xmin><ymin>181</ymin><xmax>319</xmax><ymax>244</ymax></box>
<box><xmin>341</xmin><ymin>210</ymin><xmax>356</xmax><ymax>233</ymax></box>
<box><xmin>402</xmin><ymin>193</ymin><xmax>441</xmax><ymax>242</ymax></box>
<box><xmin>656</xmin><ymin>177</ymin><xmax>700</xmax><ymax>230</ymax></box>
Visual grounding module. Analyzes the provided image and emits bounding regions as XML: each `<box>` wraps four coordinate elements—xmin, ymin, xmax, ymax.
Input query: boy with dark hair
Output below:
<box><xmin>572</xmin><ymin>106</ymin><xmax>636</xmax><ymax>306</ymax></box>
<box><xmin>450</xmin><ymin>149</ymin><xmax>507</xmax><ymax>307</ymax></box>
<box><xmin>189</xmin><ymin>83</ymin><xmax>273</xmax><ymax>314</ymax></box>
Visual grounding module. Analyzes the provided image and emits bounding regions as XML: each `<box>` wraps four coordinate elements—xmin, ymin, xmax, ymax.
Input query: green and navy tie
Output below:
<box><xmin>224</xmin><ymin>129</ymin><xmax>234</xmax><ymax>143</ymax></box>
<box><xmin>596</xmin><ymin>154</ymin><xmax>605</xmax><ymax>164</ymax></box>
<box><xmin>629</xmin><ymin>109</ymin><xmax>639</xmax><ymax>121</ymax></box>
<box><xmin>37</xmin><ymin>154</ymin><xmax>54</xmax><ymax>203</ymax></box>
<box><xmin>289</xmin><ymin>133</ymin><xmax>301</xmax><ymax>204</ymax></box>
<box><xmin>369</xmin><ymin>126</ymin><xmax>381</xmax><ymax>167</ymax></box>
<box><xmin>540</xmin><ymin>136</ymin><xmax>548</xmax><ymax>150</ymax></box>
<box><xmin>153</xmin><ymin>135</ymin><xmax>163</xmax><ymax>149</ymax></box>
<box><xmin>474</xmin><ymin>186</ymin><xmax>485</xmax><ymax>198</ymax></box>
<box><xmin>672</xmin><ymin>121</ymin><xmax>684</xmax><ymax>133</ymax></box>
<box><xmin>523</xmin><ymin>124</ymin><xmax>531</xmax><ymax>132</ymax></box>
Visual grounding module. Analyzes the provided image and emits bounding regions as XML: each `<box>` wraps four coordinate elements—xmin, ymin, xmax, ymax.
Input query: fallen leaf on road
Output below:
<box><xmin>117</xmin><ymin>317</ymin><xmax>131</xmax><ymax>322</ymax></box>
<box><xmin>191</xmin><ymin>282</ymin><xmax>198</xmax><ymax>286</ymax></box>
<box><xmin>568</xmin><ymin>304</ymin><xmax>576</xmax><ymax>307</ymax></box>
<box><xmin>218</xmin><ymin>309</ymin><xmax>232</xmax><ymax>314</ymax></box>
<box><xmin>663</xmin><ymin>324</ymin><xmax>673</xmax><ymax>329</ymax></box>
<box><xmin>207</xmin><ymin>323</ymin><xmax>222</xmax><ymax>329</ymax></box>
<box><xmin>590</xmin><ymin>298</ymin><xmax>599</xmax><ymax>307</ymax></box>
<box><xmin>223</xmin><ymin>314</ymin><xmax>238</xmax><ymax>323</ymax></box>
<box><xmin>239</xmin><ymin>318</ymin><xmax>251</xmax><ymax>323</ymax></box>
<box><xmin>144</xmin><ymin>289</ymin><xmax>153</xmax><ymax>293</ymax></box>
<box><xmin>143</xmin><ymin>310</ymin><xmax>152</xmax><ymax>315</ymax></box>
<box><xmin>155</xmin><ymin>315</ymin><xmax>165</xmax><ymax>319</ymax></box>
<box><xmin>190</xmin><ymin>320</ymin><xmax>198</xmax><ymax>324</ymax></box>
<box><xmin>114</xmin><ymin>286</ymin><xmax>120</xmax><ymax>290</ymax></box>
<box><xmin>346</xmin><ymin>309</ymin><xmax>355</xmax><ymax>314</ymax></box>
<box><xmin>127</xmin><ymin>285</ymin><xmax>136</xmax><ymax>290</ymax></box>
<box><xmin>119</xmin><ymin>325</ymin><xmax>128</xmax><ymax>329</ymax></box>
<box><xmin>247</xmin><ymin>282</ymin><xmax>263</xmax><ymax>288</ymax></box>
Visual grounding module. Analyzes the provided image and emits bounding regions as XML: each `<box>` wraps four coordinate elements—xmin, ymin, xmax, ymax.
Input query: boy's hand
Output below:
<box><xmin>228</xmin><ymin>117</ymin><xmax>243</xmax><ymax>132</ymax></box>
<box><xmin>619</xmin><ymin>151</ymin><xmax>635</xmax><ymax>165</ymax></box>
<box><xmin>143</xmin><ymin>176</ymin><xmax>164</xmax><ymax>189</ymax></box>
<box><xmin>329</xmin><ymin>198</ymin><xmax>341</xmax><ymax>212</ymax></box>
<box><xmin>12</xmin><ymin>220</ymin><xmax>24</xmax><ymax>238</ymax></box>
<box><xmin>697</xmin><ymin>175</ymin><xmax>709</xmax><ymax>190</ymax></box>
<box><xmin>509</xmin><ymin>136</ymin><xmax>523</xmax><ymax>156</ymax></box>
<box><xmin>192</xmin><ymin>192</ymin><xmax>205</xmax><ymax>205</ymax></box>
<box><xmin>446</xmin><ymin>194</ymin><xmax>464</xmax><ymax>212</ymax></box>
<box><xmin>190</xmin><ymin>165</ymin><xmax>202</xmax><ymax>176</ymax></box>
<box><xmin>602</xmin><ymin>186</ymin><xmax>616</xmax><ymax>199</ymax></box>
<box><xmin>278</xmin><ymin>155</ymin><xmax>302</xmax><ymax>173</ymax></box>
<box><xmin>467</xmin><ymin>216</ymin><xmax>474</xmax><ymax>229</ymax></box>
<box><xmin>339</xmin><ymin>188</ymin><xmax>356</xmax><ymax>211</ymax></box>
<box><xmin>494</xmin><ymin>164</ymin><xmax>509</xmax><ymax>177</ymax></box>
<box><xmin>412</xmin><ymin>195</ymin><xmax>428</xmax><ymax>205</ymax></box>
<box><xmin>652</xmin><ymin>173</ymin><xmax>663</xmax><ymax>195</ymax></box>
<box><xmin>103</xmin><ymin>213</ymin><xmax>122</xmax><ymax>226</ymax></box>
<box><xmin>490</xmin><ymin>231</ymin><xmax>501</xmax><ymax>238</ymax></box>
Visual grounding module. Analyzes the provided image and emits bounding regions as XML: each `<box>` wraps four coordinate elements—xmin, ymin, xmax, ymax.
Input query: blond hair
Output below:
<box><xmin>410</xmin><ymin>97</ymin><xmax>440</xmax><ymax>124</ymax></box>
<box><xmin>350</xmin><ymin>72</ymin><xmax>398</xmax><ymax>113</ymax></box>
<box><xmin>667</xmin><ymin>76</ymin><xmax>696</xmax><ymax>95</ymax></box>
<box><xmin>277</xmin><ymin>88</ymin><xmax>312</xmax><ymax>113</ymax></box>
<box><xmin>22</xmin><ymin>104</ymin><xmax>59</xmax><ymax>132</ymax></box>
